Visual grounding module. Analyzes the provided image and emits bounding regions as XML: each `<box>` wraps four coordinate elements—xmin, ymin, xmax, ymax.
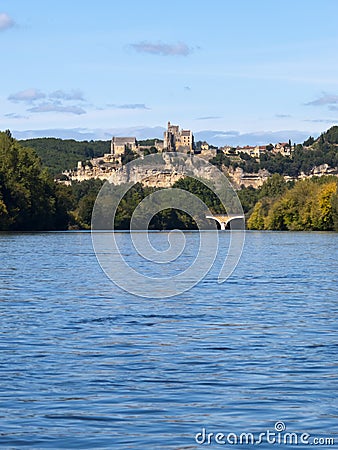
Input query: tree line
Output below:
<box><xmin>239</xmin><ymin>174</ymin><xmax>338</xmax><ymax>231</ymax></box>
<box><xmin>68</xmin><ymin>174</ymin><xmax>338</xmax><ymax>231</ymax></box>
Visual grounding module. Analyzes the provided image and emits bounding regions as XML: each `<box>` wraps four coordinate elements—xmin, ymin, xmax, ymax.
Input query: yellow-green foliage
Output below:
<box><xmin>247</xmin><ymin>177</ymin><xmax>338</xmax><ymax>231</ymax></box>
<box><xmin>312</xmin><ymin>182</ymin><xmax>337</xmax><ymax>230</ymax></box>
<box><xmin>247</xmin><ymin>201</ymin><xmax>266</xmax><ymax>229</ymax></box>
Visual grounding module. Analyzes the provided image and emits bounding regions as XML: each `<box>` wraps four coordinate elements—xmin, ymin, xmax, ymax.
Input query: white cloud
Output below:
<box><xmin>49</xmin><ymin>89</ymin><xmax>85</xmax><ymax>101</ymax></box>
<box><xmin>196</xmin><ymin>116</ymin><xmax>223</xmax><ymax>120</ymax></box>
<box><xmin>305</xmin><ymin>93</ymin><xmax>338</xmax><ymax>106</ymax></box>
<box><xmin>4</xmin><ymin>113</ymin><xmax>28</xmax><ymax>119</ymax></box>
<box><xmin>0</xmin><ymin>13</ymin><xmax>14</xmax><ymax>31</ymax></box>
<box><xmin>130</xmin><ymin>41</ymin><xmax>193</xmax><ymax>56</ymax></box>
<box><xmin>12</xmin><ymin>126</ymin><xmax>166</xmax><ymax>141</ymax></box>
<box><xmin>304</xmin><ymin>119</ymin><xmax>337</xmax><ymax>123</ymax></box>
<box><xmin>194</xmin><ymin>129</ymin><xmax>314</xmax><ymax>146</ymax></box>
<box><xmin>27</xmin><ymin>102</ymin><xmax>86</xmax><ymax>115</ymax></box>
<box><xmin>7</xmin><ymin>88</ymin><xmax>87</xmax><ymax>115</ymax></box>
<box><xmin>8</xmin><ymin>88</ymin><xmax>86</xmax><ymax>104</ymax></box>
<box><xmin>107</xmin><ymin>103</ymin><xmax>150</xmax><ymax>110</ymax></box>
<box><xmin>8</xmin><ymin>88</ymin><xmax>46</xmax><ymax>103</ymax></box>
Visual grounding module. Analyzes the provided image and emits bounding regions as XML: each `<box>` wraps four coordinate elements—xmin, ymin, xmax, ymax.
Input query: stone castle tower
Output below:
<box><xmin>163</xmin><ymin>121</ymin><xmax>194</xmax><ymax>152</ymax></box>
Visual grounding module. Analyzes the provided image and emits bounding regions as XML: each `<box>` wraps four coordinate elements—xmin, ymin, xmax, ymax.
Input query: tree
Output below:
<box><xmin>173</xmin><ymin>177</ymin><xmax>225</xmax><ymax>214</ymax></box>
<box><xmin>121</xmin><ymin>147</ymin><xmax>137</xmax><ymax>164</ymax></box>
<box><xmin>266</xmin><ymin>180</ymin><xmax>318</xmax><ymax>230</ymax></box>
<box><xmin>258</xmin><ymin>174</ymin><xmax>288</xmax><ymax>199</ymax></box>
<box><xmin>237</xmin><ymin>186</ymin><xmax>259</xmax><ymax>214</ymax></box>
<box><xmin>311</xmin><ymin>182</ymin><xmax>337</xmax><ymax>230</ymax></box>
<box><xmin>262</xmin><ymin>179</ymin><xmax>337</xmax><ymax>231</ymax></box>
<box><xmin>209</xmin><ymin>151</ymin><xmax>230</xmax><ymax>169</ymax></box>
<box><xmin>0</xmin><ymin>131</ymin><xmax>60</xmax><ymax>230</ymax></box>
<box><xmin>303</xmin><ymin>136</ymin><xmax>315</xmax><ymax>147</ymax></box>
<box><xmin>247</xmin><ymin>201</ymin><xmax>266</xmax><ymax>230</ymax></box>
<box><xmin>77</xmin><ymin>193</ymin><xmax>97</xmax><ymax>228</ymax></box>
<box><xmin>54</xmin><ymin>184</ymin><xmax>76</xmax><ymax>229</ymax></box>
<box><xmin>247</xmin><ymin>176</ymin><xmax>338</xmax><ymax>231</ymax></box>
<box><xmin>331</xmin><ymin>190</ymin><xmax>338</xmax><ymax>231</ymax></box>
<box><xmin>324</xmin><ymin>126</ymin><xmax>338</xmax><ymax>144</ymax></box>
<box><xmin>143</xmin><ymin>146</ymin><xmax>158</xmax><ymax>156</ymax></box>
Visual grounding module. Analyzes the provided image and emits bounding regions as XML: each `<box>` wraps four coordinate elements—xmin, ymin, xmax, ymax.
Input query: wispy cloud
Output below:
<box><xmin>196</xmin><ymin>116</ymin><xmax>222</xmax><ymax>120</ymax></box>
<box><xmin>118</xmin><ymin>103</ymin><xmax>149</xmax><ymax>110</ymax></box>
<box><xmin>11</xmin><ymin>126</ymin><xmax>167</xmax><ymax>141</ymax></box>
<box><xmin>194</xmin><ymin>130</ymin><xmax>314</xmax><ymax>146</ymax></box>
<box><xmin>4</xmin><ymin>113</ymin><xmax>28</xmax><ymax>119</ymax></box>
<box><xmin>304</xmin><ymin>119</ymin><xmax>337</xmax><ymax>123</ymax></box>
<box><xmin>49</xmin><ymin>89</ymin><xmax>85</xmax><ymax>101</ymax></box>
<box><xmin>305</xmin><ymin>93</ymin><xmax>338</xmax><ymax>106</ymax></box>
<box><xmin>130</xmin><ymin>41</ymin><xmax>193</xmax><ymax>56</ymax></box>
<box><xmin>8</xmin><ymin>88</ymin><xmax>87</xmax><ymax>115</ymax></box>
<box><xmin>27</xmin><ymin>102</ymin><xmax>86</xmax><ymax>115</ymax></box>
<box><xmin>108</xmin><ymin>103</ymin><xmax>150</xmax><ymax>110</ymax></box>
<box><xmin>275</xmin><ymin>114</ymin><xmax>291</xmax><ymax>118</ymax></box>
<box><xmin>8</xmin><ymin>88</ymin><xmax>86</xmax><ymax>104</ymax></box>
<box><xmin>0</xmin><ymin>12</ymin><xmax>14</xmax><ymax>31</ymax></box>
<box><xmin>8</xmin><ymin>88</ymin><xmax>46</xmax><ymax>103</ymax></box>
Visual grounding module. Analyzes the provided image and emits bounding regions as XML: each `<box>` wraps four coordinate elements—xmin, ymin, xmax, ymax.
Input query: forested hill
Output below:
<box><xmin>20</xmin><ymin>138</ymin><xmax>110</xmax><ymax>176</ymax></box>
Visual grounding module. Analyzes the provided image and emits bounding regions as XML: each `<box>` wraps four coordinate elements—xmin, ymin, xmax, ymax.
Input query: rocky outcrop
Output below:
<box><xmin>225</xmin><ymin>167</ymin><xmax>270</xmax><ymax>189</ymax></box>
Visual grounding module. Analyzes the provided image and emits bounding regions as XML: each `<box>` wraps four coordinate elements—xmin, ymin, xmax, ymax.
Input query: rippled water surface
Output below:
<box><xmin>0</xmin><ymin>231</ymin><xmax>337</xmax><ymax>449</ymax></box>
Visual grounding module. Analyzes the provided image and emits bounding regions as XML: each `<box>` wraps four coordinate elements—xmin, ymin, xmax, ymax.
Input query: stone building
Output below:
<box><xmin>163</xmin><ymin>121</ymin><xmax>194</xmax><ymax>152</ymax></box>
<box><xmin>273</xmin><ymin>142</ymin><xmax>292</xmax><ymax>157</ymax></box>
<box><xmin>111</xmin><ymin>137</ymin><xmax>138</xmax><ymax>156</ymax></box>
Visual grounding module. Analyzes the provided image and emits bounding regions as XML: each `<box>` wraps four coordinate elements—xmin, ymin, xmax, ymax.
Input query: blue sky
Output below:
<box><xmin>1</xmin><ymin>0</ymin><xmax>338</xmax><ymax>144</ymax></box>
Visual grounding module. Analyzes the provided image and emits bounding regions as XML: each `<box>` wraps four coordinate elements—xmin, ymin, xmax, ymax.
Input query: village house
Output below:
<box><xmin>273</xmin><ymin>142</ymin><xmax>292</xmax><ymax>157</ymax></box>
<box><xmin>236</xmin><ymin>145</ymin><xmax>262</xmax><ymax>158</ymax></box>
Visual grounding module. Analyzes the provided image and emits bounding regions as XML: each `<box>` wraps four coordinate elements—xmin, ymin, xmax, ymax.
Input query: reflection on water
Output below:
<box><xmin>0</xmin><ymin>231</ymin><xmax>337</xmax><ymax>448</ymax></box>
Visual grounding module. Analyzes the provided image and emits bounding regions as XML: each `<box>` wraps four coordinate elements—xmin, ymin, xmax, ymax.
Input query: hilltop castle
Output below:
<box><xmin>108</xmin><ymin>122</ymin><xmax>194</xmax><ymax>157</ymax></box>
<box><xmin>163</xmin><ymin>121</ymin><xmax>194</xmax><ymax>152</ymax></box>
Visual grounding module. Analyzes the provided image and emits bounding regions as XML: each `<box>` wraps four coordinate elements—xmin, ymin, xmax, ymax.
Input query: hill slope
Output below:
<box><xmin>20</xmin><ymin>138</ymin><xmax>110</xmax><ymax>175</ymax></box>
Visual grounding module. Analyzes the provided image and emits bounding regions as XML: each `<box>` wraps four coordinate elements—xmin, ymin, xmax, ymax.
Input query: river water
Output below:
<box><xmin>0</xmin><ymin>231</ymin><xmax>337</xmax><ymax>449</ymax></box>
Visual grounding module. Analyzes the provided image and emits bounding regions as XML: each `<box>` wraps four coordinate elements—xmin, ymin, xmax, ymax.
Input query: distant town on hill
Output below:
<box><xmin>20</xmin><ymin>123</ymin><xmax>338</xmax><ymax>187</ymax></box>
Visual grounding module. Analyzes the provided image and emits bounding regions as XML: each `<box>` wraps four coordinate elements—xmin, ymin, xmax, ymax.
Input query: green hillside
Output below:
<box><xmin>20</xmin><ymin>138</ymin><xmax>110</xmax><ymax>176</ymax></box>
